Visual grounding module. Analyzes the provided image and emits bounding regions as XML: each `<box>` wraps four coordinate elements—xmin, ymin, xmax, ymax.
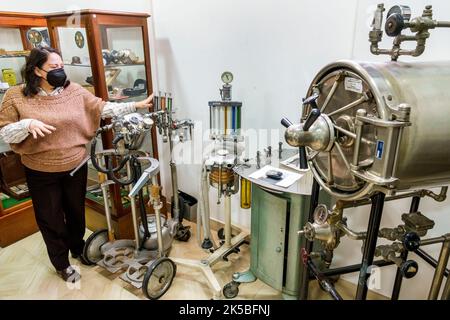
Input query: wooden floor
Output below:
<box><xmin>0</xmin><ymin>221</ymin><xmax>386</xmax><ymax>300</ymax></box>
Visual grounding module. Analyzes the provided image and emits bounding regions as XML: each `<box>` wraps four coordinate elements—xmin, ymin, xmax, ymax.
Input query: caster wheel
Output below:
<box><xmin>142</xmin><ymin>257</ymin><xmax>177</xmax><ymax>300</ymax></box>
<box><xmin>83</xmin><ymin>229</ymin><xmax>108</xmax><ymax>265</ymax></box>
<box><xmin>177</xmin><ymin>229</ymin><xmax>191</xmax><ymax>242</ymax></box>
<box><xmin>175</xmin><ymin>225</ymin><xmax>191</xmax><ymax>242</ymax></box>
<box><xmin>223</xmin><ymin>281</ymin><xmax>240</xmax><ymax>299</ymax></box>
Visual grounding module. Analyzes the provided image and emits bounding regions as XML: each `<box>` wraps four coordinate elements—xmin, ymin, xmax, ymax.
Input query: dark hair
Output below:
<box><xmin>22</xmin><ymin>46</ymin><xmax>70</xmax><ymax>97</ymax></box>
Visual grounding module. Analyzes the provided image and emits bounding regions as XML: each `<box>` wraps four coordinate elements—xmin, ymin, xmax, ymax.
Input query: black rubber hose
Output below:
<box><xmin>133</xmin><ymin>158</ymin><xmax>151</xmax><ymax>249</ymax></box>
<box><xmin>90</xmin><ymin>132</ymin><xmax>110</xmax><ymax>174</ymax></box>
<box><xmin>91</xmin><ymin>129</ymin><xmax>131</xmax><ymax>174</ymax></box>
<box><xmin>107</xmin><ymin>156</ymin><xmax>135</xmax><ymax>186</ymax></box>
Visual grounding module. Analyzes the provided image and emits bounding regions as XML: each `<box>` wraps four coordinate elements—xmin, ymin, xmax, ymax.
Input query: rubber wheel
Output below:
<box><xmin>83</xmin><ymin>229</ymin><xmax>108</xmax><ymax>265</ymax></box>
<box><xmin>223</xmin><ymin>281</ymin><xmax>239</xmax><ymax>299</ymax></box>
<box><xmin>175</xmin><ymin>228</ymin><xmax>191</xmax><ymax>242</ymax></box>
<box><xmin>142</xmin><ymin>257</ymin><xmax>177</xmax><ymax>300</ymax></box>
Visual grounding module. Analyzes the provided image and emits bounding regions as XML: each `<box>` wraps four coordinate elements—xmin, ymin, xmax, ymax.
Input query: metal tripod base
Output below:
<box><xmin>172</xmin><ymin>230</ymin><xmax>249</xmax><ymax>299</ymax></box>
<box><xmin>119</xmin><ymin>252</ymin><xmax>159</xmax><ymax>289</ymax></box>
<box><xmin>232</xmin><ymin>270</ymin><xmax>257</xmax><ymax>284</ymax></box>
<box><xmin>97</xmin><ymin>240</ymin><xmax>137</xmax><ymax>273</ymax></box>
<box><xmin>98</xmin><ymin>240</ymin><xmax>154</xmax><ymax>274</ymax></box>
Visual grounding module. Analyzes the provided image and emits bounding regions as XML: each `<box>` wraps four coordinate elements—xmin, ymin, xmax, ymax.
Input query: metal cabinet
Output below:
<box><xmin>250</xmin><ymin>184</ymin><xmax>332</xmax><ymax>298</ymax></box>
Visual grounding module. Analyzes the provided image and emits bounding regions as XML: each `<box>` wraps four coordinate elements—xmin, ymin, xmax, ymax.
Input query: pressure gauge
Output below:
<box><xmin>313</xmin><ymin>204</ymin><xmax>329</xmax><ymax>225</ymax></box>
<box><xmin>221</xmin><ymin>71</ymin><xmax>233</xmax><ymax>84</ymax></box>
<box><xmin>387</xmin><ymin>5</ymin><xmax>411</xmax><ymax>21</ymax></box>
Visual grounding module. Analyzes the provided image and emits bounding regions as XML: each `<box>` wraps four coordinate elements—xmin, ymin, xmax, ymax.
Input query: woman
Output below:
<box><xmin>0</xmin><ymin>47</ymin><xmax>153</xmax><ymax>283</ymax></box>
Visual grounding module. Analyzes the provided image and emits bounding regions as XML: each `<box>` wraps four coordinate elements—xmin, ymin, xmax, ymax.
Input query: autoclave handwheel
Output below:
<box><xmin>83</xmin><ymin>229</ymin><xmax>108</xmax><ymax>265</ymax></box>
<box><xmin>142</xmin><ymin>257</ymin><xmax>177</xmax><ymax>300</ymax></box>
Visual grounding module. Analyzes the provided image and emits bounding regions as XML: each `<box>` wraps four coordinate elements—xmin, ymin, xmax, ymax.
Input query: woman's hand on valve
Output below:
<box><xmin>135</xmin><ymin>93</ymin><xmax>154</xmax><ymax>109</ymax></box>
<box><xmin>28</xmin><ymin>119</ymin><xmax>56</xmax><ymax>139</ymax></box>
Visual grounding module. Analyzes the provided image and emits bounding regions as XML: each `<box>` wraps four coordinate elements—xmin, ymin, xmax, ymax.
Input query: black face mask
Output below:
<box><xmin>40</xmin><ymin>68</ymin><xmax>67</xmax><ymax>88</ymax></box>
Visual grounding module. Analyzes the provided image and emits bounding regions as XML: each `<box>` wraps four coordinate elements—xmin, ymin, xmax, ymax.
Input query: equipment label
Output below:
<box><xmin>345</xmin><ymin>77</ymin><xmax>363</xmax><ymax>93</ymax></box>
<box><xmin>376</xmin><ymin>140</ymin><xmax>384</xmax><ymax>159</ymax></box>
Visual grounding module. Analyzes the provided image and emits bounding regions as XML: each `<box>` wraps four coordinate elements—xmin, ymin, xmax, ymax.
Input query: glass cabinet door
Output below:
<box><xmin>0</xmin><ymin>26</ymin><xmax>49</xmax><ymax>153</ymax></box>
<box><xmin>100</xmin><ymin>26</ymin><xmax>148</xmax><ymax>103</ymax></box>
<box><xmin>56</xmin><ymin>26</ymin><xmax>96</xmax><ymax>95</ymax></box>
<box><xmin>99</xmin><ymin>25</ymin><xmax>154</xmax><ymax>158</ymax></box>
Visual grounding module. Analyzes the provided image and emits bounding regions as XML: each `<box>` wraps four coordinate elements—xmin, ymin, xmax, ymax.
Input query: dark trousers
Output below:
<box><xmin>25</xmin><ymin>164</ymin><xmax>87</xmax><ymax>271</ymax></box>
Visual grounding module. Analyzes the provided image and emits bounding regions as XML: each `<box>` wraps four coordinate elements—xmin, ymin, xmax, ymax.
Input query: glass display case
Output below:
<box><xmin>46</xmin><ymin>10</ymin><xmax>158</xmax><ymax>237</ymax></box>
<box><xmin>0</xmin><ymin>12</ymin><xmax>48</xmax><ymax>246</ymax></box>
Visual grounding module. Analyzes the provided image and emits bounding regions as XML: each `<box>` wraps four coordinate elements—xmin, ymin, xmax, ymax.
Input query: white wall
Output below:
<box><xmin>2</xmin><ymin>0</ymin><xmax>450</xmax><ymax>299</ymax></box>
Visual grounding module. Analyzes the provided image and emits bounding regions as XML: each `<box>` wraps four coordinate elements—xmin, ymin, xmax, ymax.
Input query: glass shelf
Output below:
<box><xmin>66</xmin><ymin>63</ymin><xmax>145</xmax><ymax>68</ymax></box>
<box><xmin>0</xmin><ymin>54</ymin><xmax>28</xmax><ymax>58</ymax></box>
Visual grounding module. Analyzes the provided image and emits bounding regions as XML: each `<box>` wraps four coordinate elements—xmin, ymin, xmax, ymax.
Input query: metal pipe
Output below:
<box><xmin>336</xmin><ymin>221</ymin><xmax>366</xmax><ymax>240</ymax></box>
<box><xmin>168</xmin><ymin>127</ymin><xmax>180</xmax><ymax>222</ymax></box>
<box><xmin>100</xmin><ymin>178</ymin><xmax>115</xmax><ymax>242</ymax></box>
<box><xmin>421</xmin><ymin>236</ymin><xmax>448</xmax><ymax>246</ymax></box>
<box><xmin>322</xmin><ymin>260</ymin><xmax>394</xmax><ymax>277</ymax></box>
<box><xmin>127</xmin><ymin>161</ymin><xmax>141</xmax><ymax>252</ymax></box>
<box><xmin>355</xmin><ymin>192</ymin><xmax>385</xmax><ymax>300</ymax></box>
<box><xmin>151</xmin><ymin>175</ymin><xmax>164</xmax><ymax>258</ymax></box>
<box><xmin>224</xmin><ymin>194</ymin><xmax>232</xmax><ymax>248</ymax></box>
<box><xmin>428</xmin><ymin>240</ymin><xmax>450</xmax><ymax>300</ymax></box>
<box><xmin>436</xmin><ymin>21</ymin><xmax>450</xmax><ymax>28</ymax></box>
<box><xmin>298</xmin><ymin>180</ymin><xmax>320</xmax><ymax>300</ymax></box>
<box><xmin>441</xmin><ymin>271</ymin><xmax>450</xmax><ymax>300</ymax></box>
<box><xmin>307</xmin><ymin>260</ymin><xmax>343</xmax><ymax>300</ymax></box>
<box><xmin>415</xmin><ymin>249</ymin><xmax>450</xmax><ymax>277</ymax></box>
<box><xmin>200</xmin><ymin>164</ymin><xmax>213</xmax><ymax>245</ymax></box>
<box><xmin>391</xmin><ymin>196</ymin><xmax>421</xmax><ymax>300</ymax></box>
<box><xmin>338</xmin><ymin>186</ymin><xmax>448</xmax><ymax>209</ymax></box>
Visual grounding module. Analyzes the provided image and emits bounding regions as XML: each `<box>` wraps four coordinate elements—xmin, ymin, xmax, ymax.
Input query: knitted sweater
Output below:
<box><xmin>0</xmin><ymin>83</ymin><xmax>105</xmax><ymax>172</ymax></box>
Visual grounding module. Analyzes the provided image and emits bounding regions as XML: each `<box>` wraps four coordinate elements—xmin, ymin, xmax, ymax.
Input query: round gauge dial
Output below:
<box><xmin>221</xmin><ymin>71</ymin><xmax>233</xmax><ymax>84</ymax></box>
<box><xmin>313</xmin><ymin>204</ymin><xmax>329</xmax><ymax>225</ymax></box>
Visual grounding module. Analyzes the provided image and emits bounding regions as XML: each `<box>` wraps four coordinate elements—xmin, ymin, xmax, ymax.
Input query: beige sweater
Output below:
<box><xmin>0</xmin><ymin>83</ymin><xmax>105</xmax><ymax>172</ymax></box>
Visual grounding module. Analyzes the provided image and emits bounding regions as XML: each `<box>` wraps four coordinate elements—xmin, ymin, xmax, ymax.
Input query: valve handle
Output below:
<box><xmin>400</xmin><ymin>259</ymin><xmax>419</xmax><ymax>279</ymax></box>
<box><xmin>281</xmin><ymin>117</ymin><xmax>293</xmax><ymax>128</ymax></box>
<box><xmin>302</xmin><ymin>93</ymin><xmax>319</xmax><ymax>109</ymax></box>
<box><xmin>303</xmin><ymin>108</ymin><xmax>321</xmax><ymax>131</ymax></box>
<box><xmin>403</xmin><ymin>232</ymin><xmax>421</xmax><ymax>251</ymax></box>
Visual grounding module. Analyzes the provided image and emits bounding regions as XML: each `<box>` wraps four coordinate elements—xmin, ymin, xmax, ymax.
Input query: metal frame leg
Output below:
<box><xmin>391</xmin><ymin>196</ymin><xmax>421</xmax><ymax>300</ymax></box>
<box><xmin>428</xmin><ymin>240</ymin><xmax>450</xmax><ymax>299</ymax></box>
<box><xmin>355</xmin><ymin>192</ymin><xmax>386</xmax><ymax>300</ymax></box>
<box><xmin>298</xmin><ymin>179</ymin><xmax>320</xmax><ymax>300</ymax></box>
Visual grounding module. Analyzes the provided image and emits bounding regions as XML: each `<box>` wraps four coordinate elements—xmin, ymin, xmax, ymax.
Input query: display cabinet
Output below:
<box><xmin>0</xmin><ymin>12</ymin><xmax>49</xmax><ymax>246</ymax></box>
<box><xmin>46</xmin><ymin>10</ymin><xmax>159</xmax><ymax>238</ymax></box>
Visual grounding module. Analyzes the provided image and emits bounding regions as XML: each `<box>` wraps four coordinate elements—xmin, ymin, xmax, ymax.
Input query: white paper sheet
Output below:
<box><xmin>248</xmin><ymin>165</ymin><xmax>304</xmax><ymax>188</ymax></box>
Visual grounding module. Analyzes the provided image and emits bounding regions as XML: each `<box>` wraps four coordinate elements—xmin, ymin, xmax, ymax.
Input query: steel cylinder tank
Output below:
<box><xmin>285</xmin><ymin>60</ymin><xmax>450</xmax><ymax>200</ymax></box>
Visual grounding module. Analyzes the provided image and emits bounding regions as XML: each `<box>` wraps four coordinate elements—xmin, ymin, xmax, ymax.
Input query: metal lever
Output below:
<box><xmin>302</xmin><ymin>93</ymin><xmax>319</xmax><ymax>109</ymax></box>
<box><xmin>281</xmin><ymin>118</ymin><xmax>293</xmax><ymax>128</ymax></box>
<box><xmin>128</xmin><ymin>157</ymin><xmax>160</xmax><ymax>197</ymax></box>
<box><xmin>303</xmin><ymin>108</ymin><xmax>321</xmax><ymax>131</ymax></box>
